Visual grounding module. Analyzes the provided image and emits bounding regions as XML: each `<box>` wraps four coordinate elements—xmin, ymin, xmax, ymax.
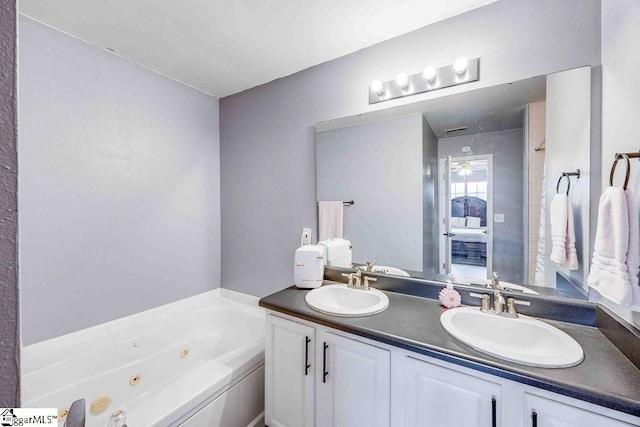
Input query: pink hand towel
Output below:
<box><xmin>318</xmin><ymin>201</ymin><xmax>344</xmax><ymax>242</ymax></box>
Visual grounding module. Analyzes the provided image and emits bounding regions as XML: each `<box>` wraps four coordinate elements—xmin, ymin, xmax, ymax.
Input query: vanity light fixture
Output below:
<box><xmin>395</xmin><ymin>72</ymin><xmax>410</xmax><ymax>90</ymax></box>
<box><xmin>370</xmin><ymin>79</ymin><xmax>384</xmax><ymax>96</ymax></box>
<box><xmin>423</xmin><ymin>65</ymin><xmax>437</xmax><ymax>84</ymax></box>
<box><xmin>453</xmin><ymin>56</ymin><xmax>469</xmax><ymax>76</ymax></box>
<box><xmin>369</xmin><ymin>57</ymin><xmax>480</xmax><ymax>104</ymax></box>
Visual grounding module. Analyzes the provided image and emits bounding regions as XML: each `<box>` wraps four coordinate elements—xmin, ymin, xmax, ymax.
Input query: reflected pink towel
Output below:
<box><xmin>550</xmin><ymin>193</ymin><xmax>568</xmax><ymax>264</ymax></box>
<box><xmin>563</xmin><ymin>195</ymin><xmax>578</xmax><ymax>270</ymax></box>
<box><xmin>318</xmin><ymin>201</ymin><xmax>344</xmax><ymax>242</ymax></box>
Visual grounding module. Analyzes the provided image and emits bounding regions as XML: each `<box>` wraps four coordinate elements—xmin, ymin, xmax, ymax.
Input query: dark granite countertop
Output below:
<box><xmin>259</xmin><ymin>283</ymin><xmax>640</xmax><ymax>417</ymax></box>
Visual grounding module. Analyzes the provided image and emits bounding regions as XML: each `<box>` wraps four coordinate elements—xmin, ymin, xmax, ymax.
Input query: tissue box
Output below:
<box><xmin>318</xmin><ymin>238</ymin><xmax>352</xmax><ymax>268</ymax></box>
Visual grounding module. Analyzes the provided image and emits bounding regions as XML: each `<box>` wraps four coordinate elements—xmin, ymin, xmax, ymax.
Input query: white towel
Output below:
<box><xmin>550</xmin><ymin>193</ymin><xmax>568</xmax><ymax>264</ymax></box>
<box><xmin>563</xmin><ymin>195</ymin><xmax>579</xmax><ymax>270</ymax></box>
<box><xmin>534</xmin><ymin>169</ymin><xmax>546</xmax><ymax>287</ymax></box>
<box><xmin>319</xmin><ymin>201</ymin><xmax>344</xmax><ymax>242</ymax></box>
<box><xmin>626</xmin><ymin>189</ymin><xmax>640</xmax><ymax>306</ymax></box>
<box><xmin>588</xmin><ymin>186</ymin><xmax>632</xmax><ymax>306</ymax></box>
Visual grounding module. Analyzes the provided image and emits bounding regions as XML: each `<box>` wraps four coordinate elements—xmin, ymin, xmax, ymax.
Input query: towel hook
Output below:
<box><xmin>609</xmin><ymin>154</ymin><xmax>631</xmax><ymax>190</ymax></box>
<box><xmin>556</xmin><ymin>175</ymin><xmax>570</xmax><ymax>195</ymax></box>
<box><xmin>556</xmin><ymin>170</ymin><xmax>580</xmax><ymax>195</ymax></box>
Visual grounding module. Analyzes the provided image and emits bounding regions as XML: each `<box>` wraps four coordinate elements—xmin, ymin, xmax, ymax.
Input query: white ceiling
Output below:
<box><xmin>19</xmin><ymin>0</ymin><xmax>496</xmax><ymax>98</ymax></box>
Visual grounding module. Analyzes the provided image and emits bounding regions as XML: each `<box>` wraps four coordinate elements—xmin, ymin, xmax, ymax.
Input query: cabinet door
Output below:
<box><xmin>265</xmin><ymin>315</ymin><xmax>315</xmax><ymax>427</ymax></box>
<box><xmin>404</xmin><ymin>356</ymin><xmax>501</xmax><ymax>427</ymax></box>
<box><xmin>317</xmin><ymin>331</ymin><xmax>391</xmax><ymax>427</ymax></box>
<box><xmin>524</xmin><ymin>394</ymin><xmax>636</xmax><ymax>427</ymax></box>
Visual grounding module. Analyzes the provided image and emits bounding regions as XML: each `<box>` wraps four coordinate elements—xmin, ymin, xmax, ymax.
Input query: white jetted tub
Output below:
<box><xmin>22</xmin><ymin>290</ymin><xmax>265</xmax><ymax>427</ymax></box>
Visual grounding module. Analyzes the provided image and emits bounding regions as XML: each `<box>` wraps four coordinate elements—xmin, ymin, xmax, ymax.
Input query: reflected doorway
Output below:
<box><xmin>439</xmin><ymin>155</ymin><xmax>493</xmax><ymax>280</ymax></box>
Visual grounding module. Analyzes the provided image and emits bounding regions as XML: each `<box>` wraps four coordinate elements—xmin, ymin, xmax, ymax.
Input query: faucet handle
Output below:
<box><xmin>506</xmin><ymin>297</ymin><xmax>530</xmax><ymax>318</ymax></box>
<box><xmin>341</xmin><ymin>273</ymin><xmax>355</xmax><ymax>287</ymax></box>
<box><xmin>363</xmin><ymin>276</ymin><xmax>377</xmax><ymax>289</ymax></box>
<box><xmin>469</xmin><ymin>292</ymin><xmax>491</xmax><ymax>311</ymax></box>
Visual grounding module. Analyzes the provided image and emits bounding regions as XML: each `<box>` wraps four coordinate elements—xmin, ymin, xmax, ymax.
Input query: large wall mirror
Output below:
<box><xmin>316</xmin><ymin>66</ymin><xmax>596</xmax><ymax>301</ymax></box>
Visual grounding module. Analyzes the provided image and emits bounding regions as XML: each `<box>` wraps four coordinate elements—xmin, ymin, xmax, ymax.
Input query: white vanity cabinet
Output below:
<box><xmin>316</xmin><ymin>330</ymin><xmax>390</xmax><ymax>427</ymax></box>
<box><xmin>265</xmin><ymin>315</ymin><xmax>315</xmax><ymax>427</ymax></box>
<box><xmin>265</xmin><ymin>312</ymin><xmax>640</xmax><ymax>427</ymax></box>
<box><xmin>265</xmin><ymin>314</ymin><xmax>391</xmax><ymax>427</ymax></box>
<box><xmin>403</xmin><ymin>356</ymin><xmax>501</xmax><ymax>427</ymax></box>
<box><xmin>523</xmin><ymin>394</ymin><xmax>637</xmax><ymax>427</ymax></box>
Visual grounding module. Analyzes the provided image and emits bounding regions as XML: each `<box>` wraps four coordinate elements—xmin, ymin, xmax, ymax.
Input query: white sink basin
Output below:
<box><xmin>305</xmin><ymin>284</ymin><xmax>389</xmax><ymax>317</ymax></box>
<box><xmin>440</xmin><ymin>307</ymin><xmax>583</xmax><ymax>368</ymax></box>
<box><xmin>356</xmin><ymin>265</ymin><xmax>411</xmax><ymax>277</ymax></box>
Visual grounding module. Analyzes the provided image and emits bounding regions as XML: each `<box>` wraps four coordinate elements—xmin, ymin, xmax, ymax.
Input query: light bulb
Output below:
<box><xmin>453</xmin><ymin>57</ymin><xmax>469</xmax><ymax>76</ymax></box>
<box><xmin>395</xmin><ymin>72</ymin><xmax>409</xmax><ymax>89</ymax></box>
<box><xmin>370</xmin><ymin>80</ymin><xmax>384</xmax><ymax>96</ymax></box>
<box><xmin>423</xmin><ymin>65</ymin><xmax>437</xmax><ymax>83</ymax></box>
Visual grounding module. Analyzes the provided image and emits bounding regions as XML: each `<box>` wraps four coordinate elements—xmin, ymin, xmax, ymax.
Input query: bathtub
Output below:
<box><xmin>22</xmin><ymin>289</ymin><xmax>266</xmax><ymax>426</ymax></box>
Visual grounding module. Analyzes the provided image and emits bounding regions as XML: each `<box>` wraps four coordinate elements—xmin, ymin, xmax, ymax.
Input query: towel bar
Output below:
<box><xmin>316</xmin><ymin>201</ymin><xmax>354</xmax><ymax>206</ymax></box>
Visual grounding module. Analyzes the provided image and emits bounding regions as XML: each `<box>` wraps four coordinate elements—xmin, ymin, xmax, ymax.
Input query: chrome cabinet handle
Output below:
<box><xmin>491</xmin><ymin>397</ymin><xmax>496</xmax><ymax>427</ymax></box>
<box><xmin>304</xmin><ymin>336</ymin><xmax>311</xmax><ymax>376</ymax></box>
<box><xmin>322</xmin><ymin>342</ymin><xmax>329</xmax><ymax>383</ymax></box>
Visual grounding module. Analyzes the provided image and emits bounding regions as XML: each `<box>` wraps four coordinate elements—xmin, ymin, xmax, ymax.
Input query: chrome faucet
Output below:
<box><xmin>342</xmin><ymin>269</ymin><xmax>377</xmax><ymax>290</ymax></box>
<box><xmin>493</xmin><ymin>290</ymin><xmax>505</xmax><ymax>313</ymax></box>
<box><xmin>470</xmin><ymin>291</ymin><xmax>530</xmax><ymax>318</ymax></box>
<box><xmin>351</xmin><ymin>270</ymin><xmax>363</xmax><ymax>288</ymax></box>
<box><xmin>491</xmin><ymin>271</ymin><xmax>500</xmax><ymax>289</ymax></box>
<box><xmin>365</xmin><ymin>260</ymin><xmax>377</xmax><ymax>272</ymax></box>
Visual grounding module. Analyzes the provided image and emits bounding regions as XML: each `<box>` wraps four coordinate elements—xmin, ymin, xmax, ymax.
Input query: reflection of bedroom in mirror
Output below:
<box><xmin>440</xmin><ymin>156</ymin><xmax>493</xmax><ymax>281</ymax></box>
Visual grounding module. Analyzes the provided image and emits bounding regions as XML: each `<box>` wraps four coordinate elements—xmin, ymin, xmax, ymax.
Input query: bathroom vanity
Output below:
<box><xmin>260</xmin><ymin>282</ymin><xmax>640</xmax><ymax>427</ymax></box>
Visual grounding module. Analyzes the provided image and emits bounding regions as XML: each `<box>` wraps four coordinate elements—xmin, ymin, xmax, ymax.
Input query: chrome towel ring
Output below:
<box><xmin>556</xmin><ymin>169</ymin><xmax>581</xmax><ymax>195</ymax></box>
<box><xmin>609</xmin><ymin>153</ymin><xmax>631</xmax><ymax>190</ymax></box>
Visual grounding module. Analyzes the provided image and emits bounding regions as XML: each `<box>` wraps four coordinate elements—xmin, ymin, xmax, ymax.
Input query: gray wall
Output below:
<box><xmin>19</xmin><ymin>17</ymin><xmax>221</xmax><ymax>344</ymax></box>
<box><xmin>220</xmin><ymin>0</ymin><xmax>601</xmax><ymax>297</ymax></box>
<box><xmin>438</xmin><ymin>129</ymin><xmax>525</xmax><ymax>284</ymax></box>
<box><xmin>316</xmin><ymin>114</ymin><xmax>423</xmax><ymax>271</ymax></box>
<box><xmin>0</xmin><ymin>0</ymin><xmax>20</xmax><ymax>407</ymax></box>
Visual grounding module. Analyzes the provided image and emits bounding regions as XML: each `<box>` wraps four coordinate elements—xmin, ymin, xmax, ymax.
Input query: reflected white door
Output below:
<box><xmin>439</xmin><ymin>155</ymin><xmax>493</xmax><ymax>280</ymax></box>
<box><xmin>439</xmin><ymin>156</ymin><xmax>452</xmax><ymax>274</ymax></box>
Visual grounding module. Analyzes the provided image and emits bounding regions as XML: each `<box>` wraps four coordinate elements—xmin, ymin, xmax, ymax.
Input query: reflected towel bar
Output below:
<box><xmin>556</xmin><ymin>170</ymin><xmax>580</xmax><ymax>195</ymax></box>
<box><xmin>317</xmin><ymin>201</ymin><xmax>354</xmax><ymax>206</ymax></box>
